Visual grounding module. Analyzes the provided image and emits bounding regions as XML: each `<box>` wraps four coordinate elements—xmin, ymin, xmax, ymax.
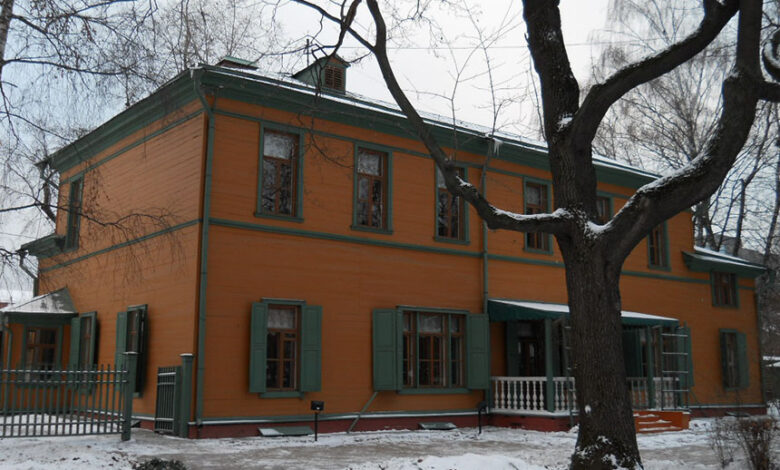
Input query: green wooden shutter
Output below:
<box><xmin>134</xmin><ymin>306</ymin><xmax>148</xmax><ymax>393</ymax></box>
<box><xmin>466</xmin><ymin>313</ymin><xmax>490</xmax><ymax>390</ymax></box>
<box><xmin>622</xmin><ymin>329</ymin><xmax>643</xmax><ymax>377</ymax></box>
<box><xmin>737</xmin><ymin>331</ymin><xmax>749</xmax><ymax>389</ymax></box>
<box><xmin>69</xmin><ymin>316</ymin><xmax>81</xmax><ymax>369</ymax></box>
<box><xmin>249</xmin><ymin>302</ymin><xmax>268</xmax><ymax>393</ymax></box>
<box><xmin>300</xmin><ymin>305</ymin><xmax>322</xmax><ymax>392</ymax></box>
<box><xmin>83</xmin><ymin>312</ymin><xmax>98</xmax><ymax>366</ymax></box>
<box><xmin>115</xmin><ymin>311</ymin><xmax>127</xmax><ymax>370</ymax></box>
<box><xmin>505</xmin><ymin>321</ymin><xmax>519</xmax><ymax>376</ymax></box>
<box><xmin>372</xmin><ymin>309</ymin><xmax>400</xmax><ymax>391</ymax></box>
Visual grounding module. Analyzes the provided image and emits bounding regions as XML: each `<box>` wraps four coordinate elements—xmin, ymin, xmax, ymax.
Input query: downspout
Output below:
<box><xmin>192</xmin><ymin>68</ymin><xmax>216</xmax><ymax>432</ymax></box>
<box><xmin>482</xmin><ymin>137</ymin><xmax>496</xmax><ymax>409</ymax></box>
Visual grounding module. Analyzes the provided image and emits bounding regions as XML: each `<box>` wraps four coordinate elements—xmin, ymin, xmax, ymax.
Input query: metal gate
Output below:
<box><xmin>154</xmin><ymin>365</ymin><xmax>181</xmax><ymax>434</ymax></box>
<box><xmin>0</xmin><ymin>353</ymin><xmax>138</xmax><ymax>440</ymax></box>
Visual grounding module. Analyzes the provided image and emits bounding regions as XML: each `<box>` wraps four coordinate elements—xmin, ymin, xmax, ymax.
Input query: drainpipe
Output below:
<box><xmin>192</xmin><ymin>68</ymin><xmax>217</xmax><ymax>432</ymax></box>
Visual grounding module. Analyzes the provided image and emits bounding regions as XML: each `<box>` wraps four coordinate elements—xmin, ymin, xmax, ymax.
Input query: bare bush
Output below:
<box><xmin>709</xmin><ymin>417</ymin><xmax>739</xmax><ymax>468</ymax></box>
<box><xmin>734</xmin><ymin>416</ymin><xmax>779</xmax><ymax>470</ymax></box>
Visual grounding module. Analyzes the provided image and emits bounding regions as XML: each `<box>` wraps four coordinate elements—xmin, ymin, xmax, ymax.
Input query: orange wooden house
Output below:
<box><xmin>3</xmin><ymin>57</ymin><xmax>768</xmax><ymax>437</ymax></box>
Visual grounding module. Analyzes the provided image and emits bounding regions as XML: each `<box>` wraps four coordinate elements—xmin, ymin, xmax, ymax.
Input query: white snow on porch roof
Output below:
<box><xmin>491</xmin><ymin>300</ymin><xmax>677</xmax><ymax>323</ymax></box>
<box><xmin>693</xmin><ymin>246</ymin><xmax>764</xmax><ymax>270</ymax></box>
<box><xmin>0</xmin><ymin>287</ymin><xmax>76</xmax><ymax>315</ymax></box>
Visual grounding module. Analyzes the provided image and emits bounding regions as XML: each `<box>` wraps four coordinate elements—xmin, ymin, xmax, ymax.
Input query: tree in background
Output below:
<box><xmin>0</xmin><ymin>0</ymin><xmax>281</xmax><ymax>299</ymax></box>
<box><xmin>291</xmin><ymin>0</ymin><xmax>780</xmax><ymax>468</ymax></box>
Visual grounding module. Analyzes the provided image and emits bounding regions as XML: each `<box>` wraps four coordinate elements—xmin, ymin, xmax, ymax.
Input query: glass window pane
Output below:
<box><xmin>436</xmin><ymin>169</ymin><xmax>446</xmax><ymax>189</ymax></box>
<box><xmin>266</xmin><ymin>361</ymin><xmax>278</xmax><ymax>388</ymax></box>
<box><xmin>268</xmin><ymin>308</ymin><xmax>295</xmax><ymax>329</ymax></box>
<box><xmin>419</xmin><ymin>314</ymin><xmax>443</xmax><ymax>333</ymax></box>
<box><xmin>358</xmin><ymin>176</ymin><xmax>369</xmax><ymax>200</ymax></box>
<box><xmin>264</xmin><ymin>132</ymin><xmax>295</xmax><ymax>160</ymax></box>
<box><xmin>283</xmin><ymin>361</ymin><xmax>293</xmax><ymax>388</ymax></box>
<box><xmin>358</xmin><ymin>150</ymin><xmax>382</xmax><ymax>175</ymax></box>
<box><xmin>267</xmin><ymin>332</ymin><xmax>279</xmax><ymax>359</ymax></box>
<box><xmin>526</xmin><ymin>185</ymin><xmax>541</xmax><ymax>206</ymax></box>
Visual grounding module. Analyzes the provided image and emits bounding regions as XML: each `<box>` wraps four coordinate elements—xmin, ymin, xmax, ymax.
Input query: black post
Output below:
<box><xmin>477</xmin><ymin>401</ymin><xmax>487</xmax><ymax>435</ymax></box>
<box><xmin>310</xmin><ymin>400</ymin><xmax>324</xmax><ymax>442</ymax></box>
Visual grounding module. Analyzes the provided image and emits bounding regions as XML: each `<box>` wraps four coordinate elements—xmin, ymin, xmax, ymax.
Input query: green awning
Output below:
<box><xmin>487</xmin><ymin>299</ymin><xmax>679</xmax><ymax>327</ymax></box>
<box><xmin>682</xmin><ymin>247</ymin><xmax>766</xmax><ymax>278</ymax></box>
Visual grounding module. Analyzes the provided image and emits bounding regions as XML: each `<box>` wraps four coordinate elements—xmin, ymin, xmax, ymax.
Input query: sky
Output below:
<box><xmin>0</xmin><ymin>0</ymin><xmax>612</xmax><ymax>303</ymax></box>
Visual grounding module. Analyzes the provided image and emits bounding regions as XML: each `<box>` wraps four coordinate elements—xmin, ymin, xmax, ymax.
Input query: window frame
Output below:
<box><xmin>434</xmin><ymin>166</ymin><xmax>469</xmax><ymax>245</ymax></box>
<box><xmin>401</xmin><ymin>307</ymin><xmax>469</xmax><ymax>392</ymax></box>
<box><xmin>523</xmin><ymin>178</ymin><xmax>553</xmax><ymax>254</ymax></box>
<box><xmin>64</xmin><ymin>176</ymin><xmax>84</xmax><ymax>251</ymax></box>
<box><xmin>595</xmin><ymin>194</ymin><xmax>613</xmax><ymax>225</ymax></box>
<box><xmin>255</xmin><ymin>123</ymin><xmax>305</xmax><ymax>222</ymax></box>
<box><xmin>351</xmin><ymin>143</ymin><xmax>393</xmax><ymax>234</ymax></box>
<box><xmin>719</xmin><ymin>329</ymin><xmax>748</xmax><ymax>390</ymax></box>
<box><xmin>21</xmin><ymin>326</ymin><xmax>61</xmax><ymax>370</ymax></box>
<box><xmin>647</xmin><ymin>223</ymin><xmax>670</xmax><ymax>270</ymax></box>
<box><xmin>249</xmin><ymin>298</ymin><xmax>322</xmax><ymax>398</ymax></box>
<box><xmin>265</xmin><ymin>303</ymin><xmax>300</xmax><ymax>392</ymax></box>
<box><xmin>116</xmin><ymin>305</ymin><xmax>147</xmax><ymax>396</ymax></box>
<box><xmin>711</xmin><ymin>271</ymin><xmax>739</xmax><ymax>308</ymax></box>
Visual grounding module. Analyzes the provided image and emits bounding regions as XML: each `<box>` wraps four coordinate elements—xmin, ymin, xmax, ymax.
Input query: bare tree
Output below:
<box><xmin>289</xmin><ymin>0</ymin><xmax>779</xmax><ymax>468</ymax></box>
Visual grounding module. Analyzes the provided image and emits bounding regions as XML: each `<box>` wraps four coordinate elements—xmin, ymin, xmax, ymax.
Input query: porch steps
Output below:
<box><xmin>633</xmin><ymin>411</ymin><xmax>689</xmax><ymax>434</ymax></box>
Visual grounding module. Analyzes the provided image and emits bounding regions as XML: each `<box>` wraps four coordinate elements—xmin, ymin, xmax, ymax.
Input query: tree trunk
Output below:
<box><xmin>559</xmin><ymin>238</ymin><xmax>640</xmax><ymax>469</ymax></box>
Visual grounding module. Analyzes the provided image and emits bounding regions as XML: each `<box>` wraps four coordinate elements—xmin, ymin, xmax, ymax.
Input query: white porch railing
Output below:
<box><xmin>491</xmin><ymin>376</ymin><xmax>680</xmax><ymax>414</ymax></box>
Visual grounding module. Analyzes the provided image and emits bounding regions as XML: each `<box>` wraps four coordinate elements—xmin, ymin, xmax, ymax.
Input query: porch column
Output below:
<box><xmin>545</xmin><ymin>318</ymin><xmax>554</xmax><ymax>412</ymax></box>
<box><xmin>645</xmin><ymin>326</ymin><xmax>656</xmax><ymax>409</ymax></box>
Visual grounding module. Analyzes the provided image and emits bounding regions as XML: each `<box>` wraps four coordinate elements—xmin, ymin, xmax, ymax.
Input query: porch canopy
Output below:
<box><xmin>487</xmin><ymin>299</ymin><xmax>679</xmax><ymax>327</ymax></box>
<box><xmin>0</xmin><ymin>287</ymin><xmax>77</xmax><ymax>325</ymax></box>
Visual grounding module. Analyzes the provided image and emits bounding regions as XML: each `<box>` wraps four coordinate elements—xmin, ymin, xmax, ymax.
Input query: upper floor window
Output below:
<box><xmin>64</xmin><ymin>178</ymin><xmax>83</xmax><ymax>250</ymax></box>
<box><xmin>595</xmin><ymin>196</ymin><xmax>611</xmax><ymax>224</ymax></box>
<box><xmin>712</xmin><ymin>271</ymin><xmax>738</xmax><ymax>307</ymax></box>
<box><xmin>524</xmin><ymin>181</ymin><xmax>551</xmax><ymax>252</ymax></box>
<box><xmin>354</xmin><ymin>147</ymin><xmax>389</xmax><ymax>230</ymax></box>
<box><xmin>260</xmin><ymin>129</ymin><xmax>299</xmax><ymax>216</ymax></box>
<box><xmin>648</xmin><ymin>224</ymin><xmax>668</xmax><ymax>269</ymax></box>
<box><xmin>436</xmin><ymin>168</ymin><xmax>465</xmax><ymax>241</ymax></box>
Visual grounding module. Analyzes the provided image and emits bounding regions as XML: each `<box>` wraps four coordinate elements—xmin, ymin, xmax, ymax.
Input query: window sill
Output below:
<box><xmin>398</xmin><ymin>388</ymin><xmax>470</xmax><ymax>395</ymax></box>
<box><xmin>261</xmin><ymin>391</ymin><xmax>304</xmax><ymax>398</ymax></box>
<box><xmin>433</xmin><ymin>236</ymin><xmax>469</xmax><ymax>246</ymax></box>
<box><xmin>713</xmin><ymin>303</ymin><xmax>739</xmax><ymax>309</ymax></box>
<box><xmin>253</xmin><ymin>212</ymin><xmax>304</xmax><ymax>223</ymax></box>
<box><xmin>524</xmin><ymin>247</ymin><xmax>553</xmax><ymax>255</ymax></box>
<box><xmin>350</xmin><ymin>224</ymin><xmax>393</xmax><ymax>235</ymax></box>
<box><xmin>647</xmin><ymin>263</ymin><xmax>671</xmax><ymax>272</ymax></box>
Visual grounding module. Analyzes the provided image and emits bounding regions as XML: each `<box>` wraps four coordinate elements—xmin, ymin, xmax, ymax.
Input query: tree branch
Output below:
<box><xmin>572</xmin><ymin>0</ymin><xmax>739</xmax><ymax>147</ymax></box>
<box><xmin>364</xmin><ymin>0</ymin><xmax>569</xmax><ymax>234</ymax></box>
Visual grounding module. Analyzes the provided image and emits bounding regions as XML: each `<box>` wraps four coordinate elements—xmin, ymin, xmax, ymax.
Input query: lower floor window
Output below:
<box><xmin>402</xmin><ymin>311</ymin><xmax>464</xmax><ymax>388</ymax></box>
<box><xmin>266</xmin><ymin>305</ymin><xmax>299</xmax><ymax>390</ymax></box>
<box><xmin>721</xmin><ymin>331</ymin><xmax>739</xmax><ymax>388</ymax></box>
<box><xmin>25</xmin><ymin>328</ymin><xmax>57</xmax><ymax>369</ymax></box>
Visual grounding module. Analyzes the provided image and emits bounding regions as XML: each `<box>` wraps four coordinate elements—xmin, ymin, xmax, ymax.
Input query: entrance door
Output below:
<box><xmin>506</xmin><ymin>321</ymin><xmax>545</xmax><ymax>377</ymax></box>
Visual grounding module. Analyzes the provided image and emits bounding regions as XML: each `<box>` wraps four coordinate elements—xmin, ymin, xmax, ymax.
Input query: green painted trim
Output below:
<box><xmin>260</xmin><ymin>298</ymin><xmax>307</xmax><ymax>306</ymax></box>
<box><xmin>352</xmin><ymin>142</ymin><xmax>394</xmax><ymax>232</ymax></box>
<box><xmin>60</xmin><ymin>109</ymin><xmax>204</xmax><ymax>186</ymax></box>
<box><xmin>51</xmin><ymin>75</ymin><xmax>199</xmax><ymax>173</ymax></box>
<box><xmin>194</xmin><ymin>73</ymin><xmax>215</xmax><ymax>426</ymax></box>
<box><xmin>647</xmin><ymin>222</ymin><xmax>671</xmax><ymax>271</ymax></box>
<box><xmin>396</xmin><ymin>305</ymin><xmax>470</xmax><ymax>315</ymax></box>
<box><xmin>256</xmin><ymin>122</ymin><xmax>305</xmax><ymax>220</ymax></box>
<box><xmin>20</xmin><ymin>234</ymin><xmax>65</xmax><ymax>259</ymax></box>
<box><xmin>397</xmin><ymin>388</ymin><xmax>470</xmax><ymax>395</ymax></box>
<box><xmin>198</xmin><ymin>408</ymin><xmax>479</xmax><ymax>424</ymax></box>
<box><xmin>523</xmin><ymin>176</ymin><xmax>553</xmax><ymax>255</ymax></box>
<box><xmin>261</xmin><ymin>391</ymin><xmax>304</xmax><ymax>398</ymax></box>
<box><xmin>5</xmin><ymin>313</ymin><xmax>76</xmax><ymax>325</ymax></box>
<box><xmin>253</xmin><ymin>213</ymin><xmax>304</xmax><ymax>223</ymax></box>
<box><xmin>37</xmin><ymin>219</ymin><xmax>200</xmax><ymax>274</ymax></box>
<box><xmin>198</xmin><ymin>67</ymin><xmax>657</xmax><ymax>189</ymax></box>
<box><xmin>433</xmin><ymin>164</ymin><xmax>471</xmax><ymax>245</ymax></box>
<box><xmin>682</xmin><ymin>251</ymin><xmax>766</xmax><ymax>278</ymax></box>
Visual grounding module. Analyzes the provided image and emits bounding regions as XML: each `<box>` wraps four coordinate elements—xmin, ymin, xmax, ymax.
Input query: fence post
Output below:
<box><xmin>121</xmin><ymin>352</ymin><xmax>138</xmax><ymax>441</ymax></box>
<box><xmin>178</xmin><ymin>354</ymin><xmax>194</xmax><ymax>438</ymax></box>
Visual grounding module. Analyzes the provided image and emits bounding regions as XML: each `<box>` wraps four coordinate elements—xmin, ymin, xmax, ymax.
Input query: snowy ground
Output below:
<box><xmin>0</xmin><ymin>419</ymin><xmax>777</xmax><ymax>469</ymax></box>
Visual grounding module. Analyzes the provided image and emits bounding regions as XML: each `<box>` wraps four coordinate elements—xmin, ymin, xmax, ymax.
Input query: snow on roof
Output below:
<box><xmin>0</xmin><ymin>287</ymin><xmax>76</xmax><ymax>315</ymax></box>
<box><xmin>204</xmin><ymin>65</ymin><xmax>658</xmax><ymax>181</ymax></box>
<box><xmin>693</xmin><ymin>246</ymin><xmax>764</xmax><ymax>270</ymax></box>
<box><xmin>490</xmin><ymin>299</ymin><xmax>677</xmax><ymax>323</ymax></box>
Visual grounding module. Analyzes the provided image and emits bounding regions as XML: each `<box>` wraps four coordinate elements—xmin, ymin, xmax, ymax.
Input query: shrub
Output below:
<box><xmin>133</xmin><ymin>458</ymin><xmax>187</xmax><ymax>470</ymax></box>
<box><xmin>708</xmin><ymin>417</ymin><xmax>738</xmax><ymax>468</ymax></box>
<box><xmin>734</xmin><ymin>416</ymin><xmax>778</xmax><ymax>470</ymax></box>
